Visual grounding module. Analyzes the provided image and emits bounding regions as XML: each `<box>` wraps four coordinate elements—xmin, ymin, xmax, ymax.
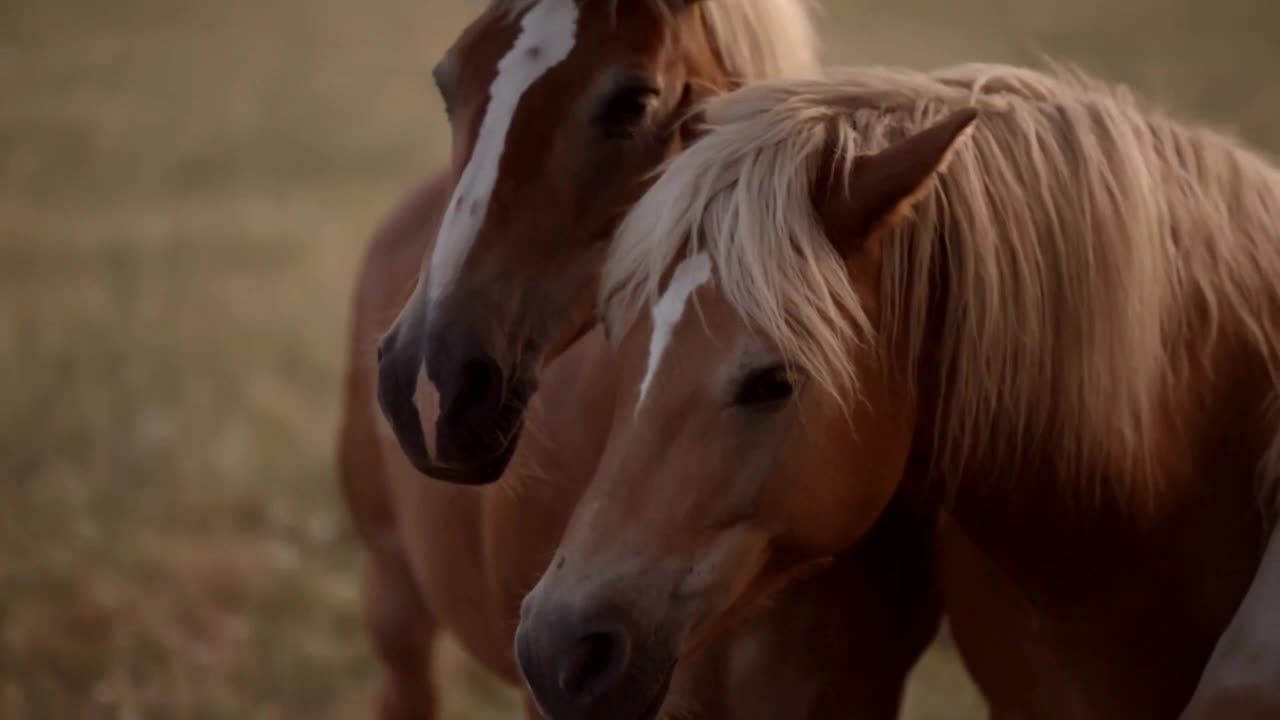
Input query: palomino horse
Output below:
<box><xmin>341</xmin><ymin>167</ymin><xmax>941</xmax><ymax>719</ymax></box>
<box><xmin>517</xmin><ymin>64</ymin><xmax>1280</xmax><ymax>718</ymax></box>
<box><xmin>341</xmin><ymin>0</ymin><xmax>945</xmax><ymax>717</ymax></box>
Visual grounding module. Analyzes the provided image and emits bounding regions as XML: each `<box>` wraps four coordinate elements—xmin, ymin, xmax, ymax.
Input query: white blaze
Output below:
<box><xmin>637</xmin><ymin>252</ymin><xmax>714</xmax><ymax>410</ymax></box>
<box><xmin>426</xmin><ymin>0</ymin><xmax>580</xmax><ymax>303</ymax></box>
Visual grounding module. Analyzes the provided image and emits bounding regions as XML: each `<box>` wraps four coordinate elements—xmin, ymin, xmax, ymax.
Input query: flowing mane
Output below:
<box><xmin>603</xmin><ymin>63</ymin><xmax>1280</xmax><ymax>506</ymax></box>
<box><xmin>489</xmin><ymin>0</ymin><xmax>821</xmax><ymax>81</ymax></box>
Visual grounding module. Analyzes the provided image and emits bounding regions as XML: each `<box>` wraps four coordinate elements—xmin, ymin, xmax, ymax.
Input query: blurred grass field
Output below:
<box><xmin>2</xmin><ymin>0</ymin><xmax>1277</xmax><ymax>718</ymax></box>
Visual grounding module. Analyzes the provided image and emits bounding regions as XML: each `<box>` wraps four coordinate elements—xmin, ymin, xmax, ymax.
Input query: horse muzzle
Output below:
<box><xmin>375</xmin><ymin>325</ymin><xmax>522</xmax><ymax>485</ymax></box>
<box><xmin>515</xmin><ymin>602</ymin><xmax>675</xmax><ymax>720</ymax></box>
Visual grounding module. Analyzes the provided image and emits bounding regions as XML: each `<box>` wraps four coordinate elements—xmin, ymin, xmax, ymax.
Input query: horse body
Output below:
<box><xmin>924</xmin><ymin>312</ymin><xmax>1277</xmax><ymax>716</ymax></box>
<box><xmin>530</xmin><ymin>62</ymin><xmax>1280</xmax><ymax>718</ymax></box>
<box><xmin>938</xmin><ymin>436</ymin><xmax>1269</xmax><ymax>717</ymax></box>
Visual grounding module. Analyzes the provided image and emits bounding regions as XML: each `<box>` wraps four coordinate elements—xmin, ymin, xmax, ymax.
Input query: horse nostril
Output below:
<box><xmin>558</xmin><ymin>628</ymin><xmax>630</xmax><ymax>703</ymax></box>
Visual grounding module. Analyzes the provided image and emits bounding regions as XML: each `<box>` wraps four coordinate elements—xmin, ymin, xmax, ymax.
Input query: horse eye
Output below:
<box><xmin>733</xmin><ymin>365</ymin><xmax>794</xmax><ymax>408</ymax></box>
<box><xmin>599</xmin><ymin>85</ymin><xmax>658</xmax><ymax>131</ymax></box>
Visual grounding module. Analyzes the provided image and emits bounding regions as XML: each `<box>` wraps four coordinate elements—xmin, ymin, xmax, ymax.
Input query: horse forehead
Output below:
<box><xmin>636</xmin><ymin>253</ymin><xmax>714</xmax><ymax>411</ymax></box>
<box><xmin>427</xmin><ymin>0</ymin><xmax>581</xmax><ymax>303</ymax></box>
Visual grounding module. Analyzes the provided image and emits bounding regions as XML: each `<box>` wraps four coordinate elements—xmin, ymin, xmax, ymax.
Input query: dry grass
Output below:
<box><xmin>1</xmin><ymin>0</ymin><xmax>1276</xmax><ymax>718</ymax></box>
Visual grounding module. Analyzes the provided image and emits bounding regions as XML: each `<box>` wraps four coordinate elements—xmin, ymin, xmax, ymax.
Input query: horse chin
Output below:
<box><xmin>579</xmin><ymin>663</ymin><xmax>672</xmax><ymax>720</ymax></box>
<box><xmin>431</xmin><ymin>393</ymin><xmax>528</xmax><ymax>485</ymax></box>
<box><xmin>424</xmin><ymin>425</ymin><xmax>522</xmax><ymax>485</ymax></box>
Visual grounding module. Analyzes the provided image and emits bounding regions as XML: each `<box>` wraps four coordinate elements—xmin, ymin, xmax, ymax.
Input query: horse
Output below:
<box><xmin>374</xmin><ymin>0</ymin><xmax>821</xmax><ymax>483</ymax></box>
<box><xmin>342</xmin><ymin>168</ymin><xmax>942</xmax><ymax>720</ymax></box>
<box><xmin>515</xmin><ymin>63</ymin><xmax>1280</xmax><ymax>718</ymax></box>
<box><xmin>339</xmin><ymin>1</ymin><xmax>945</xmax><ymax>717</ymax></box>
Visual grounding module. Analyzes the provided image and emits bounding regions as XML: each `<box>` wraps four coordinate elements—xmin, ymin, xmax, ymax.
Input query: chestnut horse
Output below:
<box><xmin>517</xmin><ymin>64</ymin><xmax>1280</xmax><ymax>718</ymax></box>
<box><xmin>375</xmin><ymin>0</ymin><xmax>821</xmax><ymax>483</ymax></box>
<box><xmin>341</xmin><ymin>1</ymin><xmax>945</xmax><ymax>718</ymax></box>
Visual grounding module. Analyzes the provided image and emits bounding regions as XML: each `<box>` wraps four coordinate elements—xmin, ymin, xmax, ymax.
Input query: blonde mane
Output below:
<box><xmin>604</xmin><ymin>63</ymin><xmax>1280</xmax><ymax>506</ymax></box>
<box><xmin>489</xmin><ymin>0</ymin><xmax>821</xmax><ymax>81</ymax></box>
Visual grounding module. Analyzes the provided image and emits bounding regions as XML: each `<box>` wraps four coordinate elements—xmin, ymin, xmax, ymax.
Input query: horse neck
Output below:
<box><xmin>893</xmin><ymin>187</ymin><xmax>1280</xmax><ymax>525</ymax></box>
<box><xmin>519</xmin><ymin>328</ymin><xmax>619</xmax><ymax>489</ymax></box>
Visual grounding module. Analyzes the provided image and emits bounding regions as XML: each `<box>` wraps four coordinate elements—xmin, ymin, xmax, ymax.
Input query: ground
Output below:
<box><xmin>2</xmin><ymin>0</ymin><xmax>1277</xmax><ymax>718</ymax></box>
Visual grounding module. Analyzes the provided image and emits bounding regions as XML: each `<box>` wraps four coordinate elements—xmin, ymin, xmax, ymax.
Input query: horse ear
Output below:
<box><xmin>816</xmin><ymin>107</ymin><xmax>978</xmax><ymax>256</ymax></box>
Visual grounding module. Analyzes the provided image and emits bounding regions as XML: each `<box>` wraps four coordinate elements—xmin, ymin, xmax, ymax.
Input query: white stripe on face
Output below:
<box><xmin>637</xmin><ymin>252</ymin><xmax>713</xmax><ymax>411</ymax></box>
<box><xmin>426</xmin><ymin>0</ymin><xmax>580</xmax><ymax>304</ymax></box>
